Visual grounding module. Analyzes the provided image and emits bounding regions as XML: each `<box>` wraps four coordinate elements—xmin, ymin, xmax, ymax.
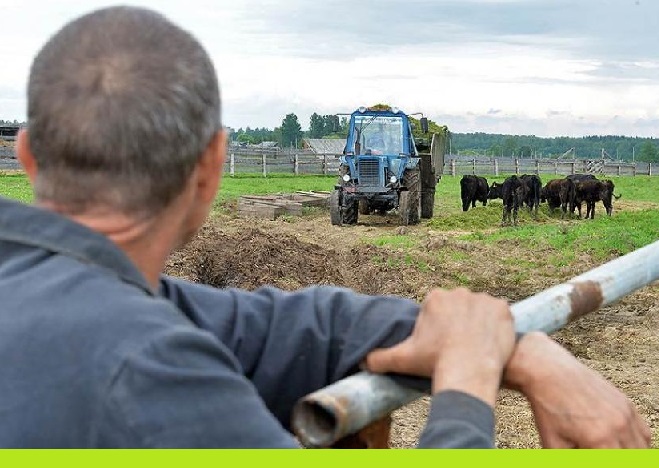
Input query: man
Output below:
<box><xmin>0</xmin><ymin>6</ymin><xmax>650</xmax><ymax>448</ymax></box>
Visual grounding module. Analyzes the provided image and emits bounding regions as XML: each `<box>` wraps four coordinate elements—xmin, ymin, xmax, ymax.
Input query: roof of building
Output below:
<box><xmin>303</xmin><ymin>138</ymin><xmax>346</xmax><ymax>155</ymax></box>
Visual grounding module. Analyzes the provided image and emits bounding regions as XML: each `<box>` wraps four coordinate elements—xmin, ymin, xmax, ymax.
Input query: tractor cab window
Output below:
<box><xmin>353</xmin><ymin>115</ymin><xmax>404</xmax><ymax>155</ymax></box>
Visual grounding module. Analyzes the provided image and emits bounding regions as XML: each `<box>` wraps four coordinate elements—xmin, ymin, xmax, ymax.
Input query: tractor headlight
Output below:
<box><xmin>358</xmin><ymin>106</ymin><xmax>367</xmax><ymax>113</ymax></box>
<box><xmin>390</xmin><ymin>176</ymin><xmax>397</xmax><ymax>184</ymax></box>
<box><xmin>391</xmin><ymin>107</ymin><xmax>400</xmax><ymax>114</ymax></box>
<box><xmin>343</xmin><ymin>174</ymin><xmax>351</xmax><ymax>182</ymax></box>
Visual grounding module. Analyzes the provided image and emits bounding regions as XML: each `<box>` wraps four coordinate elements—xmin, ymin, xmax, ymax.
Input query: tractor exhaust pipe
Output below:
<box><xmin>292</xmin><ymin>240</ymin><xmax>659</xmax><ymax>448</ymax></box>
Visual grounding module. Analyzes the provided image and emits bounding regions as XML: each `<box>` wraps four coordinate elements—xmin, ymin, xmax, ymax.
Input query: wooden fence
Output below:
<box><xmin>224</xmin><ymin>148</ymin><xmax>657</xmax><ymax>177</ymax></box>
<box><xmin>2</xmin><ymin>146</ymin><xmax>657</xmax><ymax>176</ymax></box>
<box><xmin>444</xmin><ymin>157</ymin><xmax>655</xmax><ymax>177</ymax></box>
<box><xmin>225</xmin><ymin>149</ymin><xmax>340</xmax><ymax>176</ymax></box>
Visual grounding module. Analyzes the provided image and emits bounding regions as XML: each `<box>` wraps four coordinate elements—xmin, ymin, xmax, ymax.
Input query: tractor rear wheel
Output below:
<box><xmin>399</xmin><ymin>191</ymin><xmax>412</xmax><ymax>226</ymax></box>
<box><xmin>399</xmin><ymin>169</ymin><xmax>421</xmax><ymax>225</ymax></box>
<box><xmin>421</xmin><ymin>189</ymin><xmax>435</xmax><ymax>219</ymax></box>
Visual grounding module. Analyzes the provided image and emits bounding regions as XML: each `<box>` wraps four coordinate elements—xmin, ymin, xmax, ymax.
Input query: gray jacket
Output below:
<box><xmin>0</xmin><ymin>197</ymin><xmax>493</xmax><ymax>448</ymax></box>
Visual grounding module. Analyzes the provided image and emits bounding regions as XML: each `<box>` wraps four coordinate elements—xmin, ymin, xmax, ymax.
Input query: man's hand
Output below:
<box><xmin>504</xmin><ymin>332</ymin><xmax>651</xmax><ymax>448</ymax></box>
<box><xmin>364</xmin><ymin>288</ymin><xmax>515</xmax><ymax>407</ymax></box>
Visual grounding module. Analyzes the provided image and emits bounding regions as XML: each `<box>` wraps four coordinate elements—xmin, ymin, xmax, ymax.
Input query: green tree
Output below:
<box><xmin>638</xmin><ymin>141</ymin><xmax>659</xmax><ymax>162</ymax></box>
<box><xmin>281</xmin><ymin>113</ymin><xmax>302</xmax><ymax>148</ymax></box>
<box><xmin>502</xmin><ymin>137</ymin><xmax>517</xmax><ymax>157</ymax></box>
<box><xmin>489</xmin><ymin>144</ymin><xmax>503</xmax><ymax>157</ymax></box>
<box><xmin>322</xmin><ymin>115</ymin><xmax>339</xmax><ymax>135</ymax></box>
<box><xmin>309</xmin><ymin>113</ymin><xmax>324</xmax><ymax>139</ymax></box>
<box><xmin>237</xmin><ymin>133</ymin><xmax>254</xmax><ymax>145</ymax></box>
<box><xmin>519</xmin><ymin>145</ymin><xmax>533</xmax><ymax>158</ymax></box>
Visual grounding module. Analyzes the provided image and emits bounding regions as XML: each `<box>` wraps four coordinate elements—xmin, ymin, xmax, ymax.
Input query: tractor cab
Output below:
<box><xmin>346</xmin><ymin>107</ymin><xmax>418</xmax><ymax>156</ymax></box>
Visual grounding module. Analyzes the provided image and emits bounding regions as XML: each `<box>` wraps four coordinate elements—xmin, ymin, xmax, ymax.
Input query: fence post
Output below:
<box><xmin>494</xmin><ymin>159</ymin><xmax>499</xmax><ymax>176</ymax></box>
<box><xmin>649</xmin><ymin>163</ymin><xmax>652</xmax><ymax>176</ymax></box>
<box><xmin>633</xmin><ymin>164</ymin><xmax>637</xmax><ymax>177</ymax></box>
<box><xmin>294</xmin><ymin>154</ymin><xmax>299</xmax><ymax>175</ymax></box>
<box><xmin>535</xmin><ymin>159</ymin><xmax>540</xmax><ymax>175</ymax></box>
<box><xmin>230</xmin><ymin>153</ymin><xmax>235</xmax><ymax>177</ymax></box>
<box><xmin>515</xmin><ymin>158</ymin><xmax>519</xmax><ymax>175</ymax></box>
<box><xmin>262</xmin><ymin>153</ymin><xmax>267</xmax><ymax>178</ymax></box>
<box><xmin>323</xmin><ymin>154</ymin><xmax>328</xmax><ymax>176</ymax></box>
<box><xmin>451</xmin><ymin>159</ymin><xmax>456</xmax><ymax>176</ymax></box>
<box><xmin>617</xmin><ymin>164</ymin><xmax>621</xmax><ymax>176</ymax></box>
<box><xmin>571</xmin><ymin>161</ymin><xmax>576</xmax><ymax>175</ymax></box>
<box><xmin>554</xmin><ymin>161</ymin><xmax>558</xmax><ymax>175</ymax></box>
<box><xmin>472</xmin><ymin>158</ymin><xmax>476</xmax><ymax>175</ymax></box>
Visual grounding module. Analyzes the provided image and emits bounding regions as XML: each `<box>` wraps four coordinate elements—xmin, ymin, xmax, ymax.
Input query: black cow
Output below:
<box><xmin>487</xmin><ymin>181</ymin><xmax>503</xmax><ymax>200</ymax></box>
<box><xmin>519</xmin><ymin>174</ymin><xmax>542</xmax><ymax>216</ymax></box>
<box><xmin>573</xmin><ymin>179</ymin><xmax>619</xmax><ymax>219</ymax></box>
<box><xmin>460</xmin><ymin>175</ymin><xmax>489</xmax><ymax>211</ymax></box>
<box><xmin>567</xmin><ymin>173</ymin><xmax>597</xmax><ymax>183</ymax></box>
<box><xmin>542</xmin><ymin>178</ymin><xmax>575</xmax><ymax>216</ymax></box>
<box><xmin>500</xmin><ymin>175</ymin><xmax>526</xmax><ymax>226</ymax></box>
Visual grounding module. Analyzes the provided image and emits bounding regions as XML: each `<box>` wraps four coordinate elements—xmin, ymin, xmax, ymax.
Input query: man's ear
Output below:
<box><xmin>195</xmin><ymin>128</ymin><xmax>226</xmax><ymax>204</ymax></box>
<box><xmin>16</xmin><ymin>129</ymin><xmax>38</xmax><ymax>184</ymax></box>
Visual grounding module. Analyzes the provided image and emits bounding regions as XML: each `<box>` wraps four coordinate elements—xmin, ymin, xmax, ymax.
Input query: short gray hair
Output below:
<box><xmin>27</xmin><ymin>6</ymin><xmax>221</xmax><ymax>216</ymax></box>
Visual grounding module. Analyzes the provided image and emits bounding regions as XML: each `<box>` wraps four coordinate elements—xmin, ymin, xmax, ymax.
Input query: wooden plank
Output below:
<box><xmin>237</xmin><ymin>191</ymin><xmax>331</xmax><ymax>219</ymax></box>
<box><xmin>295</xmin><ymin>190</ymin><xmax>331</xmax><ymax>198</ymax></box>
<box><xmin>238</xmin><ymin>200</ymin><xmax>285</xmax><ymax>220</ymax></box>
<box><xmin>289</xmin><ymin>191</ymin><xmax>330</xmax><ymax>207</ymax></box>
<box><xmin>238</xmin><ymin>196</ymin><xmax>305</xmax><ymax>218</ymax></box>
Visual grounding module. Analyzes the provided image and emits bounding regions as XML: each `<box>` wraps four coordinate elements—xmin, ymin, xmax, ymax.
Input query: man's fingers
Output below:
<box><xmin>637</xmin><ymin>413</ymin><xmax>653</xmax><ymax>447</ymax></box>
<box><xmin>364</xmin><ymin>341</ymin><xmax>415</xmax><ymax>375</ymax></box>
<box><xmin>622</xmin><ymin>411</ymin><xmax>651</xmax><ymax>448</ymax></box>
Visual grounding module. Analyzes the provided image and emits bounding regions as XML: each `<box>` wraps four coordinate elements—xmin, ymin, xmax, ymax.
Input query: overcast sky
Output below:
<box><xmin>1</xmin><ymin>0</ymin><xmax>658</xmax><ymax>137</ymax></box>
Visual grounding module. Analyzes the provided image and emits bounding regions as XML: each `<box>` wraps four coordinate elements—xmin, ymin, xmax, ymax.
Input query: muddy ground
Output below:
<box><xmin>164</xmin><ymin>204</ymin><xmax>659</xmax><ymax>449</ymax></box>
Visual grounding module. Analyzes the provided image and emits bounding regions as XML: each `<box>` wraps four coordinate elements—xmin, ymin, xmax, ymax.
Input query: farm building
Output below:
<box><xmin>302</xmin><ymin>138</ymin><xmax>346</xmax><ymax>155</ymax></box>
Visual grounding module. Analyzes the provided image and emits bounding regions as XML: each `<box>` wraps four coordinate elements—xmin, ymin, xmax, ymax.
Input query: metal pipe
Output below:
<box><xmin>292</xmin><ymin>239</ymin><xmax>659</xmax><ymax>448</ymax></box>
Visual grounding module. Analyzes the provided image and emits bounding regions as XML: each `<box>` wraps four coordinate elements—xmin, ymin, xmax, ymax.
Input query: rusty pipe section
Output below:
<box><xmin>291</xmin><ymin>374</ymin><xmax>424</xmax><ymax>448</ymax></box>
<box><xmin>512</xmin><ymin>239</ymin><xmax>659</xmax><ymax>333</ymax></box>
<box><xmin>293</xmin><ymin>239</ymin><xmax>659</xmax><ymax>447</ymax></box>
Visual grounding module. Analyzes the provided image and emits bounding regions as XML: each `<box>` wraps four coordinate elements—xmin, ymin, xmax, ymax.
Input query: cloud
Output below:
<box><xmin>433</xmin><ymin>109</ymin><xmax>659</xmax><ymax>138</ymax></box>
<box><xmin>242</xmin><ymin>0</ymin><xmax>659</xmax><ymax>62</ymax></box>
<box><xmin>1</xmin><ymin>0</ymin><xmax>658</xmax><ymax>137</ymax></box>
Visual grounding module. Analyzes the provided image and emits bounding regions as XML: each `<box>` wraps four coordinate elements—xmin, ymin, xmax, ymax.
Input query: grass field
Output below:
<box><xmin>2</xmin><ymin>170</ymin><xmax>657</xmax><ymax>262</ymax></box>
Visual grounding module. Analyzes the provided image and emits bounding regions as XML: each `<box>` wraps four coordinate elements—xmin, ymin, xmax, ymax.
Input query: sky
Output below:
<box><xmin>1</xmin><ymin>0</ymin><xmax>658</xmax><ymax>137</ymax></box>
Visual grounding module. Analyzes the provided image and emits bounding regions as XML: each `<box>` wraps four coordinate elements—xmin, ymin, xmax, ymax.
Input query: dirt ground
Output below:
<box><xmin>164</xmin><ymin>205</ymin><xmax>659</xmax><ymax>449</ymax></box>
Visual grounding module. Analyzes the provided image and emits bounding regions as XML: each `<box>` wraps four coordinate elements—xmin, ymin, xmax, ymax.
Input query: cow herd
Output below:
<box><xmin>460</xmin><ymin>174</ymin><xmax>621</xmax><ymax>226</ymax></box>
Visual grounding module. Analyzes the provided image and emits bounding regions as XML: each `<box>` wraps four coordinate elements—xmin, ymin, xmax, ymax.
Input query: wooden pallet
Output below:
<box><xmin>237</xmin><ymin>191</ymin><xmax>330</xmax><ymax>220</ymax></box>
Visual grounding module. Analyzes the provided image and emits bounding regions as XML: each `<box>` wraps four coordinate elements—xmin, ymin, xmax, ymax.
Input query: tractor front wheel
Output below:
<box><xmin>330</xmin><ymin>190</ymin><xmax>343</xmax><ymax>226</ymax></box>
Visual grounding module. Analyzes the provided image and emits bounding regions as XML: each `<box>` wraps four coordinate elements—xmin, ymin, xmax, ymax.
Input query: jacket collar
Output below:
<box><xmin>0</xmin><ymin>196</ymin><xmax>153</xmax><ymax>295</ymax></box>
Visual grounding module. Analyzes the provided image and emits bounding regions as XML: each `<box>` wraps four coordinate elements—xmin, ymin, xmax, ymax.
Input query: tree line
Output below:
<box><xmin>229</xmin><ymin>111</ymin><xmax>658</xmax><ymax>162</ymax></box>
<box><xmin>0</xmin><ymin>119</ymin><xmax>24</xmax><ymax>126</ymax></box>
<box><xmin>230</xmin><ymin>113</ymin><xmax>348</xmax><ymax>148</ymax></box>
<box><xmin>4</xmin><ymin>113</ymin><xmax>657</xmax><ymax>162</ymax></box>
<box><xmin>452</xmin><ymin>132</ymin><xmax>659</xmax><ymax>163</ymax></box>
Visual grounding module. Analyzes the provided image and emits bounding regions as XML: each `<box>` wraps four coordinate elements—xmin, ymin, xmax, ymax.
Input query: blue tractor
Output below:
<box><xmin>330</xmin><ymin>106</ymin><xmax>444</xmax><ymax>226</ymax></box>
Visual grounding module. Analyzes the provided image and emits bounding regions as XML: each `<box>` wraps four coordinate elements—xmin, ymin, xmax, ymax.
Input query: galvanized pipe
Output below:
<box><xmin>292</xmin><ymin>239</ymin><xmax>659</xmax><ymax>448</ymax></box>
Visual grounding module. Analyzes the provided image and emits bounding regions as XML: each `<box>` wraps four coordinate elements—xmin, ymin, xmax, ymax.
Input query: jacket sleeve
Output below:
<box><xmin>418</xmin><ymin>391</ymin><xmax>495</xmax><ymax>448</ymax></box>
<box><xmin>158</xmin><ymin>277</ymin><xmax>496</xmax><ymax>449</ymax></box>
<box><xmin>159</xmin><ymin>277</ymin><xmax>419</xmax><ymax>427</ymax></box>
<box><xmin>100</xmin><ymin>325</ymin><xmax>301</xmax><ymax>448</ymax></box>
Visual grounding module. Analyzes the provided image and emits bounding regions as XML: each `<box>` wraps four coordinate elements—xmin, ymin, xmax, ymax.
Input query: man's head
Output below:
<box><xmin>18</xmin><ymin>6</ymin><xmax>224</xmax><ymax>220</ymax></box>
